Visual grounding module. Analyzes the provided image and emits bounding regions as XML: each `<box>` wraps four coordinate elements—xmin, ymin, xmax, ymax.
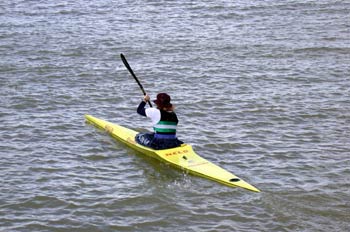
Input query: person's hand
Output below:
<box><xmin>143</xmin><ymin>94</ymin><xmax>150</xmax><ymax>102</ymax></box>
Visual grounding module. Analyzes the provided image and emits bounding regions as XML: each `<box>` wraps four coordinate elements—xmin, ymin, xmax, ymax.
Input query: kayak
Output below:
<box><xmin>85</xmin><ymin>114</ymin><xmax>260</xmax><ymax>192</ymax></box>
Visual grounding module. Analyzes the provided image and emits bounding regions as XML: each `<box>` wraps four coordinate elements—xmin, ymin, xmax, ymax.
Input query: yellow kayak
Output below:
<box><xmin>85</xmin><ymin>114</ymin><xmax>260</xmax><ymax>192</ymax></box>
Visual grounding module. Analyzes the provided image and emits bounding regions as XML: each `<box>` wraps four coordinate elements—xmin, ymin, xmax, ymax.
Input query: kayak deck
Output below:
<box><xmin>85</xmin><ymin>114</ymin><xmax>260</xmax><ymax>192</ymax></box>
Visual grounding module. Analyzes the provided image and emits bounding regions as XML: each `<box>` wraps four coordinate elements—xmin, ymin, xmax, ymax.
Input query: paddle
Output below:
<box><xmin>120</xmin><ymin>53</ymin><xmax>153</xmax><ymax>108</ymax></box>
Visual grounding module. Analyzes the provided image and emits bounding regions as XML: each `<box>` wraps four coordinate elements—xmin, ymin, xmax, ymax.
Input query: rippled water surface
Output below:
<box><xmin>1</xmin><ymin>0</ymin><xmax>350</xmax><ymax>231</ymax></box>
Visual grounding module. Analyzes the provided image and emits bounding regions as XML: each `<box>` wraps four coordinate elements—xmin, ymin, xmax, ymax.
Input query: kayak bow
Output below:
<box><xmin>85</xmin><ymin>114</ymin><xmax>260</xmax><ymax>192</ymax></box>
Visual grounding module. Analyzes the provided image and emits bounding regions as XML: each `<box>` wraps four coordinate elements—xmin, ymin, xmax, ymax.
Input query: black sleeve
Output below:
<box><xmin>137</xmin><ymin>101</ymin><xmax>147</xmax><ymax>116</ymax></box>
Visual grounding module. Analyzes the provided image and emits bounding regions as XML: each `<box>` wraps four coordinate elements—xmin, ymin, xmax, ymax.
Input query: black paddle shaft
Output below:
<box><xmin>120</xmin><ymin>53</ymin><xmax>152</xmax><ymax>107</ymax></box>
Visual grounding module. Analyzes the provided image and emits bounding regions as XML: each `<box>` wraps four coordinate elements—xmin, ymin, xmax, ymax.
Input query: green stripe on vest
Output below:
<box><xmin>157</xmin><ymin>121</ymin><xmax>177</xmax><ymax>125</ymax></box>
<box><xmin>154</xmin><ymin>120</ymin><xmax>177</xmax><ymax>133</ymax></box>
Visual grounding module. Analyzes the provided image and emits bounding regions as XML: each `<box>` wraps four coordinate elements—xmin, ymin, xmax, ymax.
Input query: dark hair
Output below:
<box><xmin>153</xmin><ymin>93</ymin><xmax>172</xmax><ymax>109</ymax></box>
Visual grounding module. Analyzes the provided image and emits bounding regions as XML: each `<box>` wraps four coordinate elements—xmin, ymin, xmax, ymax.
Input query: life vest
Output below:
<box><xmin>153</xmin><ymin>110</ymin><xmax>178</xmax><ymax>138</ymax></box>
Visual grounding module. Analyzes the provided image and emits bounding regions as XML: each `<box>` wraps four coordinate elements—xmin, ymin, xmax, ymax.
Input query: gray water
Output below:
<box><xmin>1</xmin><ymin>0</ymin><xmax>350</xmax><ymax>231</ymax></box>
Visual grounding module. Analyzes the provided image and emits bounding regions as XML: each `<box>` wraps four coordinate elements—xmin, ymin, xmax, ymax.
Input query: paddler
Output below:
<box><xmin>136</xmin><ymin>93</ymin><xmax>183</xmax><ymax>150</ymax></box>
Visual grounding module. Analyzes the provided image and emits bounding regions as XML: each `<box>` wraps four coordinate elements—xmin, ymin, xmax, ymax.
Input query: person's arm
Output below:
<box><xmin>137</xmin><ymin>101</ymin><xmax>147</xmax><ymax>116</ymax></box>
<box><xmin>137</xmin><ymin>94</ymin><xmax>151</xmax><ymax>116</ymax></box>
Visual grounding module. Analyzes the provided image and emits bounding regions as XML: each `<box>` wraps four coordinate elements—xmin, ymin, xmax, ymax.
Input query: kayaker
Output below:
<box><xmin>136</xmin><ymin>93</ymin><xmax>183</xmax><ymax>150</ymax></box>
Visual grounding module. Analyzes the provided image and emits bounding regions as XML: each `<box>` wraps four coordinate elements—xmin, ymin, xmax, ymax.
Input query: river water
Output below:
<box><xmin>1</xmin><ymin>0</ymin><xmax>349</xmax><ymax>231</ymax></box>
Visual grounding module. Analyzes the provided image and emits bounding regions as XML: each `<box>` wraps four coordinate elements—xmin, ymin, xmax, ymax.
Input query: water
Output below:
<box><xmin>1</xmin><ymin>0</ymin><xmax>350</xmax><ymax>231</ymax></box>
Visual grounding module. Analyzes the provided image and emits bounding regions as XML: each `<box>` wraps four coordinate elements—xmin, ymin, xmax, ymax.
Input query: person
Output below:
<box><xmin>135</xmin><ymin>93</ymin><xmax>183</xmax><ymax>150</ymax></box>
